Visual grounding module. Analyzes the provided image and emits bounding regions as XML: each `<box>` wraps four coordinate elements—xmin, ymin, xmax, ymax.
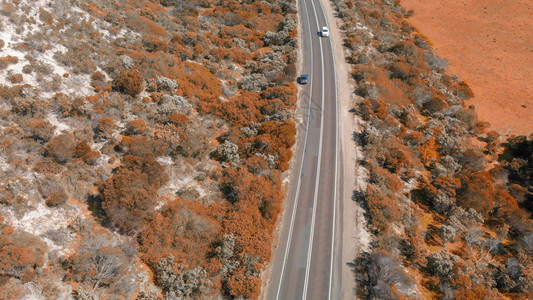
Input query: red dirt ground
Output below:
<box><xmin>400</xmin><ymin>0</ymin><xmax>533</xmax><ymax>136</ymax></box>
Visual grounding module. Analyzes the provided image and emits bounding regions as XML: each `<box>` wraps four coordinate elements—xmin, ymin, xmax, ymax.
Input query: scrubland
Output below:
<box><xmin>331</xmin><ymin>0</ymin><xmax>532</xmax><ymax>298</ymax></box>
<box><xmin>0</xmin><ymin>0</ymin><xmax>298</xmax><ymax>298</ymax></box>
<box><xmin>2</xmin><ymin>0</ymin><xmax>531</xmax><ymax>299</ymax></box>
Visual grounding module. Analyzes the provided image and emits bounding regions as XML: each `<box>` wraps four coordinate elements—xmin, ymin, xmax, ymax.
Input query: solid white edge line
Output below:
<box><xmin>275</xmin><ymin>0</ymin><xmax>315</xmax><ymax>298</ymax></box>
<box><xmin>302</xmin><ymin>0</ymin><xmax>325</xmax><ymax>298</ymax></box>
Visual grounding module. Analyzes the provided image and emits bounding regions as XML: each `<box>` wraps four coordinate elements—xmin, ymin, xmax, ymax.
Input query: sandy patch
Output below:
<box><xmin>400</xmin><ymin>0</ymin><xmax>533</xmax><ymax>136</ymax></box>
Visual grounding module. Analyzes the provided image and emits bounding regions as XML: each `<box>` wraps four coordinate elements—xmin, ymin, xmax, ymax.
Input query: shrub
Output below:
<box><xmin>114</xmin><ymin>70</ymin><xmax>143</xmax><ymax>96</ymax></box>
<box><xmin>0</xmin><ymin>224</ymin><xmax>48</xmax><ymax>282</ymax></box>
<box><xmin>456</xmin><ymin>81</ymin><xmax>474</xmax><ymax>99</ymax></box>
<box><xmin>22</xmin><ymin>64</ymin><xmax>33</xmax><ymax>74</ymax></box>
<box><xmin>217</xmin><ymin>140</ymin><xmax>240</xmax><ymax>164</ymax></box>
<box><xmin>143</xmin><ymin>35</ymin><xmax>168</xmax><ymax>52</ymax></box>
<box><xmin>0</xmin><ymin>56</ymin><xmax>19</xmax><ymax>69</ymax></box>
<box><xmin>454</xmin><ymin>107</ymin><xmax>478</xmax><ymax>131</ymax></box>
<box><xmin>355</xmin><ymin>251</ymin><xmax>414</xmax><ymax>299</ymax></box>
<box><xmin>94</xmin><ymin>117</ymin><xmax>119</xmax><ymax>140</ymax></box>
<box><xmin>417</xmin><ymin>137</ymin><xmax>439</xmax><ymax>167</ymax></box>
<box><xmin>100</xmin><ymin>155</ymin><xmax>168</xmax><ymax>233</ymax></box>
<box><xmin>501</xmin><ymin>135</ymin><xmax>533</xmax><ymax>187</ymax></box>
<box><xmin>389</xmin><ymin>40</ymin><xmax>427</xmax><ymax>69</ymax></box>
<box><xmin>66</xmin><ymin>232</ymin><xmax>135</xmax><ymax>298</ymax></box>
<box><xmin>226</xmin><ymin>270</ymin><xmax>261</xmax><ymax>299</ymax></box>
<box><xmin>426</xmin><ymin>250</ymin><xmax>456</xmax><ymax>278</ymax></box>
<box><xmin>424</xmin><ymin>50</ymin><xmax>448</xmax><ymax>71</ymax></box>
<box><xmin>73</xmin><ymin>140</ymin><xmax>91</xmax><ymax>159</ymax></box>
<box><xmin>457</xmin><ymin>171</ymin><xmax>497</xmax><ymax>219</ymax></box>
<box><xmin>73</xmin><ymin>140</ymin><xmax>101</xmax><ymax>165</ymax></box>
<box><xmin>154</xmin><ymin>256</ymin><xmax>210</xmax><ymax>299</ymax></box>
<box><xmin>42</xmin><ymin>183</ymin><xmax>68</xmax><ymax>207</ymax></box>
<box><xmin>44</xmin><ymin>134</ymin><xmax>75</xmax><ymax>164</ymax></box>
<box><xmin>422</xmin><ymin>91</ymin><xmax>448</xmax><ymax>113</ymax></box>
<box><xmin>7</xmin><ymin>73</ymin><xmax>23</xmax><ymax>84</ymax></box>
<box><xmin>119</xmin><ymin>135</ymin><xmax>166</xmax><ymax>158</ymax></box>
<box><xmin>33</xmin><ymin>157</ymin><xmax>65</xmax><ymax>175</ymax></box>
<box><xmin>39</xmin><ymin>8</ymin><xmax>53</xmax><ymax>25</ymax></box>
<box><xmin>387</xmin><ymin>61</ymin><xmax>411</xmax><ymax>81</ymax></box>
<box><xmin>101</xmin><ymin>169</ymin><xmax>157</xmax><ymax>233</ymax></box>
<box><xmin>364</xmin><ymin>184</ymin><xmax>403</xmax><ymax>234</ymax></box>
<box><xmin>156</xmin><ymin>76</ymin><xmax>178</xmax><ymax>92</ymax></box>
<box><xmin>124</xmin><ymin>119</ymin><xmax>148</xmax><ymax>135</ymax></box>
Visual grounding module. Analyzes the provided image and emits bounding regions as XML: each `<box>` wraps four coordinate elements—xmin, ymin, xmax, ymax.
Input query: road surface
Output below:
<box><xmin>266</xmin><ymin>0</ymin><xmax>342</xmax><ymax>299</ymax></box>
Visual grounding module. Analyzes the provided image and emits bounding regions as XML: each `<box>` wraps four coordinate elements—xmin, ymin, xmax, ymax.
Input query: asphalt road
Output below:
<box><xmin>266</xmin><ymin>0</ymin><xmax>342</xmax><ymax>299</ymax></box>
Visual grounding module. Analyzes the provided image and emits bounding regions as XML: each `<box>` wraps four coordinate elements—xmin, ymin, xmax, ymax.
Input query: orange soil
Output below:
<box><xmin>400</xmin><ymin>0</ymin><xmax>533</xmax><ymax>136</ymax></box>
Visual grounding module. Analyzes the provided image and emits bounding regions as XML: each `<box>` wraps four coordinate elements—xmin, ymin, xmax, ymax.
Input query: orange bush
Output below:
<box><xmin>124</xmin><ymin>12</ymin><xmax>166</xmax><ymax>36</ymax></box>
<box><xmin>226</xmin><ymin>270</ymin><xmax>261</xmax><ymax>299</ymax></box>
<box><xmin>223</xmin><ymin>205</ymin><xmax>273</xmax><ymax>262</ymax></box>
<box><xmin>258</xmin><ymin>120</ymin><xmax>296</xmax><ymax>149</ymax></box>
<box><xmin>0</xmin><ymin>56</ymin><xmax>18</xmax><ymax>69</ymax></box>
<box><xmin>95</xmin><ymin>117</ymin><xmax>118</xmax><ymax>138</ymax></box>
<box><xmin>39</xmin><ymin>8</ymin><xmax>53</xmax><ymax>24</ymax></box>
<box><xmin>457</xmin><ymin>172</ymin><xmax>497</xmax><ymax>219</ymax></box>
<box><xmin>418</xmin><ymin>136</ymin><xmax>439</xmax><ymax>166</ymax></box>
<box><xmin>0</xmin><ymin>223</ymin><xmax>47</xmax><ymax>282</ymax></box>
<box><xmin>433</xmin><ymin>177</ymin><xmax>461</xmax><ymax>197</ymax></box>
<box><xmin>44</xmin><ymin>134</ymin><xmax>75</xmax><ymax>164</ymax></box>
<box><xmin>125</xmin><ymin>119</ymin><xmax>147</xmax><ymax>135</ymax></box>
<box><xmin>260</xmin><ymin>83</ymin><xmax>298</xmax><ymax>108</ymax></box>
<box><xmin>72</xmin><ymin>140</ymin><xmax>91</xmax><ymax>158</ymax></box>
<box><xmin>168</xmin><ymin>113</ymin><xmax>189</xmax><ymax>125</ymax></box>
<box><xmin>119</xmin><ymin>135</ymin><xmax>166</xmax><ymax>157</ymax></box>
<box><xmin>217</xmin><ymin>90</ymin><xmax>264</xmax><ymax>125</ymax></box>
<box><xmin>73</xmin><ymin>140</ymin><xmax>100</xmax><ymax>165</ymax></box>
<box><xmin>365</xmin><ymin>184</ymin><xmax>403</xmax><ymax>234</ymax></box>
<box><xmin>100</xmin><ymin>155</ymin><xmax>168</xmax><ymax>233</ymax></box>
<box><xmin>7</xmin><ymin>74</ymin><xmax>23</xmax><ymax>84</ymax></box>
<box><xmin>139</xmin><ymin>199</ymin><xmax>221</xmax><ymax>271</ymax></box>
<box><xmin>114</xmin><ymin>70</ymin><xmax>143</xmax><ymax>96</ymax></box>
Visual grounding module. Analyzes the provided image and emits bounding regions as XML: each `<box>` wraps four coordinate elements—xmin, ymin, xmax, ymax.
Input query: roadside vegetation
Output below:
<box><xmin>331</xmin><ymin>0</ymin><xmax>532</xmax><ymax>298</ymax></box>
<box><xmin>0</xmin><ymin>0</ymin><xmax>298</xmax><ymax>298</ymax></box>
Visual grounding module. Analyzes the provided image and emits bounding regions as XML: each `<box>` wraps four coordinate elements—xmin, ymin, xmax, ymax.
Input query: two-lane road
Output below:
<box><xmin>267</xmin><ymin>0</ymin><xmax>341</xmax><ymax>299</ymax></box>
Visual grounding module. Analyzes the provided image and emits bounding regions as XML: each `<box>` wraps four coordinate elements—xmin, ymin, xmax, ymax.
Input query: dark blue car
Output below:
<box><xmin>298</xmin><ymin>74</ymin><xmax>309</xmax><ymax>84</ymax></box>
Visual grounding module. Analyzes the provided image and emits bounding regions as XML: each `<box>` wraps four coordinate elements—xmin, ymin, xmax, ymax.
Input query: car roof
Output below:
<box><xmin>301</xmin><ymin>74</ymin><xmax>308</xmax><ymax>78</ymax></box>
<box><xmin>322</xmin><ymin>26</ymin><xmax>328</xmax><ymax>30</ymax></box>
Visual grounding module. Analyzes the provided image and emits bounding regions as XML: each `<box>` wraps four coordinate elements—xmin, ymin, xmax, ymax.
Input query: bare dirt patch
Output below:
<box><xmin>400</xmin><ymin>0</ymin><xmax>533</xmax><ymax>135</ymax></box>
